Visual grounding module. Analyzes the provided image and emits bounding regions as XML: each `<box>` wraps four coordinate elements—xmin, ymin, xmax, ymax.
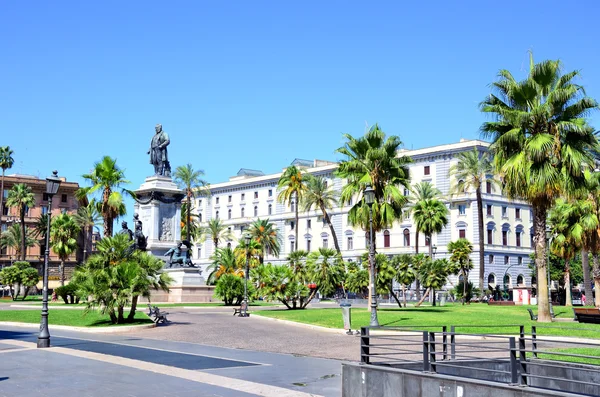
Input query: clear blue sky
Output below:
<box><xmin>2</xmin><ymin>1</ymin><xmax>599</xmax><ymax>217</ymax></box>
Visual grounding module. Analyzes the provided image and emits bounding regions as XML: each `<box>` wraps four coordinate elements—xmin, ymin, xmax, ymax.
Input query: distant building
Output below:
<box><xmin>194</xmin><ymin>139</ymin><xmax>534</xmax><ymax>291</ymax></box>
<box><xmin>0</xmin><ymin>174</ymin><xmax>86</xmax><ymax>282</ymax></box>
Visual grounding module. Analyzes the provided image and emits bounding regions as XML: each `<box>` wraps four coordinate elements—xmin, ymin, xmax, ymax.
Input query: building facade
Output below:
<box><xmin>0</xmin><ymin>174</ymin><xmax>85</xmax><ymax>282</ymax></box>
<box><xmin>194</xmin><ymin>139</ymin><xmax>534</xmax><ymax>291</ymax></box>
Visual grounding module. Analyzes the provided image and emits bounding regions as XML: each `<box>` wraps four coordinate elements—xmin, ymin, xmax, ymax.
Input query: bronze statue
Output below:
<box><xmin>148</xmin><ymin>123</ymin><xmax>171</xmax><ymax>176</ymax></box>
<box><xmin>164</xmin><ymin>240</ymin><xmax>194</xmax><ymax>268</ymax></box>
<box><xmin>134</xmin><ymin>220</ymin><xmax>148</xmax><ymax>251</ymax></box>
<box><xmin>118</xmin><ymin>221</ymin><xmax>134</xmax><ymax>240</ymax></box>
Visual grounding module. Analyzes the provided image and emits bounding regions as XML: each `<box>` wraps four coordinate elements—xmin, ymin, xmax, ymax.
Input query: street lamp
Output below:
<box><xmin>364</xmin><ymin>184</ymin><xmax>379</xmax><ymax>327</ymax></box>
<box><xmin>545</xmin><ymin>226</ymin><xmax>555</xmax><ymax>318</ymax></box>
<box><xmin>432</xmin><ymin>245</ymin><xmax>437</xmax><ymax>258</ymax></box>
<box><xmin>241</xmin><ymin>231</ymin><xmax>252</xmax><ymax>317</ymax></box>
<box><xmin>38</xmin><ymin>170</ymin><xmax>61</xmax><ymax>348</ymax></box>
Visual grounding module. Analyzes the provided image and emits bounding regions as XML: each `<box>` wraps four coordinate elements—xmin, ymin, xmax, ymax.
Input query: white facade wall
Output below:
<box><xmin>194</xmin><ymin>139</ymin><xmax>534</xmax><ymax>290</ymax></box>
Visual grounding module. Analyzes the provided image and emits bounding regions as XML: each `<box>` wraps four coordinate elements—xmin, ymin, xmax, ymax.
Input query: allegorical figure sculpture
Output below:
<box><xmin>134</xmin><ymin>220</ymin><xmax>148</xmax><ymax>251</ymax></box>
<box><xmin>164</xmin><ymin>241</ymin><xmax>194</xmax><ymax>268</ymax></box>
<box><xmin>148</xmin><ymin>123</ymin><xmax>171</xmax><ymax>176</ymax></box>
<box><xmin>118</xmin><ymin>221</ymin><xmax>134</xmax><ymax>240</ymax></box>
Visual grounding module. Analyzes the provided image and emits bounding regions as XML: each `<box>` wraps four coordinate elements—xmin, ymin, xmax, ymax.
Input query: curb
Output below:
<box><xmin>0</xmin><ymin>321</ymin><xmax>156</xmax><ymax>333</ymax></box>
<box><xmin>252</xmin><ymin>313</ymin><xmax>349</xmax><ymax>335</ymax></box>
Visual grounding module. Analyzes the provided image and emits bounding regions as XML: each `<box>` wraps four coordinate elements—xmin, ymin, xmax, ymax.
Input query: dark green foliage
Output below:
<box><xmin>214</xmin><ymin>274</ymin><xmax>256</xmax><ymax>306</ymax></box>
<box><xmin>0</xmin><ymin>261</ymin><xmax>39</xmax><ymax>300</ymax></box>
<box><xmin>54</xmin><ymin>283</ymin><xmax>80</xmax><ymax>304</ymax></box>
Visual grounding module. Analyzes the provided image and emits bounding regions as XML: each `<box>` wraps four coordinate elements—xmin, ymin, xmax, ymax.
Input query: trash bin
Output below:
<box><xmin>440</xmin><ymin>292</ymin><xmax>446</xmax><ymax>306</ymax></box>
<box><xmin>340</xmin><ymin>302</ymin><xmax>352</xmax><ymax>334</ymax></box>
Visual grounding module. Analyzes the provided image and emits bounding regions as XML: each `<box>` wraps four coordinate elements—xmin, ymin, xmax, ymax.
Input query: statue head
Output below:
<box><xmin>176</xmin><ymin>241</ymin><xmax>182</xmax><ymax>248</ymax></box>
<box><xmin>133</xmin><ymin>213</ymin><xmax>139</xmax><ymax>220</ymax></box>
<box><xmin>155</xmin><ymin>124</ymin><xmax>162</xmax><ymax>134</ymax></box>
<box><xmin>121</xmin><ymin>221</ymin><xmax>128</xmax><ymax>229</ymax></box>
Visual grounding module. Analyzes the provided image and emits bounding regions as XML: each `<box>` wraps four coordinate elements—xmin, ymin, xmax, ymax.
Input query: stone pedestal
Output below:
<box><xmin>143</xmin><ymin>268</ymin><xmax>215</xmax><ymax>303</ymax></box>
<box><xmin>134</xmin><ymin>175</ymin><xmax>184</xmax><ymax>258</ymax></box>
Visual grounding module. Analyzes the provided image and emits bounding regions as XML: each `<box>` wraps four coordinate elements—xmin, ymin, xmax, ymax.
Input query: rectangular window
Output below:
<box><xmin>486</xmin><ymin>181</ymin><xmax>492</xmax><ymax>194</ymax></box>
<box><xmin>487</xmin><ymin>229</ymin><xmax>493</xmax><ymax>244</ymax></box>
<box><xmin>322</xmin><ymin>217</ymin><xmax>327</xmax><ymax>226</ymax></box>
<box><xmin>241</xmin><ymin>193</ymin><xmax>245</xmax><ymax>201</ymax></box>
<box><xmin>306</xmin><ymin>239</ymin><xmax>311</xmax><ymax>252</ymax></box>
<box><xmin>268</xmin><ymin>189</ymin><xmax>272</xmax><ymax>197</ymax></box>
<box><xmin>216</xmin><ymin>197</ymin><xmax>219</xmax><ymax>205</ymax></box>
<box><xmin>516</xmin><ymin>232</ymin><xmax>521</xmax><ymax>247</ymax></box>
<box><xmin>307</xmin><ymin>219</ymin><xmax>311</xmax><ymax>229</ymax></box>
<box><xmin>254</xmin><ymin>206</ymin><xmax>258</xmax><ymax>217</ymax></box>
<box><xmin>489</xmin><ymin>254</ymin><xmax>494</xmax><ymax>264</ymax></box>
<box><xmin>458</xmin><ymin>204</ymin><xmax>466</xmax><ymax>215</ymax></box>
<box><xmin>459</xmin><ymin>229</ymin><xmax>466</xmax><ymax>239</ymax></box>
<box><xmin>384</xmin><ymin>232</ymin><xmax>390</xmax><ymax>248</ymax></box>
<box><xmin>502</xmin><ymin>206</ymin><xmax>507</xmax><ymax>217</ymax></box>
<box><xmin>228</xmin><ymin>195</ymin><xmax>232</xmax><ymax>203</ymax></box>
<box><xmin>197</xmin><ymin>248</ymin><xmax>201</xmax><ymax>258</ymax></box>
<box><xmin>515</xmin><ymin>208</ymin><xmax>521</xmax><ymax>219</ymax></box>
<box><xmin>504</xmin><ymin>256</ymin><xmax>509</xmax><ymax>265</ymax></box>
<box><xmin>322</xmin><ymin>238</ymin><xmax>328</xmax><ymax>249</ymax></box>
<box><xmin>518</xmin><ymin>257</ymin><xmax>523</xmax><ymax>265</ymax></box>
<box><xmin>241</xmin><ymin>208</ymin><xmax>245</xmax><ymax>217</ymax></box>
<box><xmin>42</xmin><ymin>193</ymin><xmax>50</xmax><ymax>201</ymax></box>
<box><xmin>502</xmin><ymin>231</ymin><xmax>508</xmax><ymax>246</ymax></box>
<box><xmin>254</xmin><ymin>191</ymin><xmax>258</xmax><ymax>199</ymax></box>
<box><xmin>425</xmin><ymin>238</ymin><xmax>430</xmax><ymax>246</ymax></box>
<box><xmin>486</xmin><ymin>205</ymin><xmax>492</xmax><ymax>216</ymax></box>
<box><xmin>228</xmin><ymin>209</ymin><xmax>232</xmax><ymax>220</ymax></box>
<box><xmin>42</xmin><ymin>206</ymin><xmax>48</xmax><ymax>215</ymax></box>
<box><xmin>424</xmin><ymin>165</ymin><xmax>430</xmax><ymax>176</ymax></box>
<box><xmin>215</xmin><ymin>210</ymin><xmax>219</xmax><ymax>219</ymax></box>
<box><xmin>290</xmin><ymin>241</ymin><xmax>295</xmax><ymax>253</ymax></box>
<box><xmin>347</xmin><ymin>236</ymin><xmax>353</xmax><ymax>250</ymax></box>
<box><xmin>290</xmin><ymin>221</ymin><xmax>295</xmax><ymax>230</ymax></box>
<box><xmin>268</xmin><ymin>204</ymin><xmax>272</xmax><ymax>215</ymax></box>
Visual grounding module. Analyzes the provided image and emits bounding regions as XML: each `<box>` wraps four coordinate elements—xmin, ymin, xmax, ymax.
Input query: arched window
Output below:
<box><xmin>198</xmin><ymin>213</ymin><xmax>202</xmax><ymax>222</ymax></box>
<box><xmin>241</xmin><ymin>207</ymin><xmax>245</xmax><ymax>217</ymax></box>
<box><xmin>228</xmin><ymin>209</ymin><xmax>232</xmax><ymax>219</ymax></box>
<box><xmin>268</xmin><ymin>204</ymin><xmax>272</xmax><ymax>215</ymax></box>
<box><xmin>227</xmin><ymin>242</ymin><xmax>231</xmax><ymax>249</ymax></box>
<box><xmin>291</xmin><ymin>201</ymin><xmax>295</xmax><ymax>212</ymax></box>
<box><xmin>384</xmin><ymin>230</ymin><xmax>391</xmax><ymax>248</ymax></box>
<box><xmin>517</xmin><ymin>274</ymin><xmax>525</xmax><ymax>286</ymax></box>
<box><xmin>403</xmin><ymin>229</ymin><xmax>410</xmax><ymax>247</ymax></box>
<box><xmin>504</xmin><ymin>274</ymin><xmax>511</xmax><ymax>288</ymax></box>
<box><xmin>215</xmin><ymin>210</ymin><xmax>219</xmax><ymax>220</ymax></box>
<box><xmin>488</xmin><ymin>273</ymin><xmax>496</xmax><ymax>287</ymax></box>
<box><xmin>254</xmin><ymin>206</ymin><xmax>258</xmax><ymax>217</ymax></box>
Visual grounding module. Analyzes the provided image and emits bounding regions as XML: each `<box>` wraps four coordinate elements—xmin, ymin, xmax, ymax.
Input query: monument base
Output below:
<box><xmin>142</xmin><ymin>268</ymin><xmax>216</xmax><ymax>303</ymax></box>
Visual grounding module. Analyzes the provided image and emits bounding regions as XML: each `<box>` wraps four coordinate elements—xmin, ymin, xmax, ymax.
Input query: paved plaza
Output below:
<box><xmin>0</xmin><ymin>307</ymin><xmax>355</xmax><ymax>396</ymax></box>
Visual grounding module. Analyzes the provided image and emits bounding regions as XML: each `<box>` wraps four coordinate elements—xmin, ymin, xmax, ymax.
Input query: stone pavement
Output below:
<box><xmin>0</xmin><ymin>323</ymin><xmax>346</xmax><ymax>397</ymax></box>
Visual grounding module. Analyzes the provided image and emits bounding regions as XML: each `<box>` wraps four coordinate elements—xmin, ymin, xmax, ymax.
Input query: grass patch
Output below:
<box><xmin>0</xmin><ymin>309</ymin><xmax>153</xmax><ymax>327</ymax></box>
<box><xmin>532</xmin><ymin>348</ymin><xmax>600</xmax><ymax>365</ymax></box>
<box><xmin>254</xmin><ymin>304</ymin><xmax>600</xmax><ymax>338</ymax></box>
<box><xmin>153</xmin><ymin>301</ymin><xmax>278</xmax><ymax>307</ymax></box>
<box><xmin>0</xmin><ymin>296</ymin><xmax>43</xmax><ymax>303</ymax></box>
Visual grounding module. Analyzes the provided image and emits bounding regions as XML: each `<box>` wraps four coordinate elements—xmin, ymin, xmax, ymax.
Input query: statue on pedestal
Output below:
<box><xmin>134</xmin><ymin>220</ymin><xmax>148</xmax><ymax>251</ymax></box>
<box><xmin>164</xmin><ymin>240</ymin><xmax>195</xmax><ymax>268</ymax></box>
<box><xmin>118</xmin><ymin>221</ymin><xmax>134</xmax><ymax>240</ymax></box>
<box><xmin>148</xmin><ymin>123</ymin><xmax>171</xmax><ymax>177</ymax></box>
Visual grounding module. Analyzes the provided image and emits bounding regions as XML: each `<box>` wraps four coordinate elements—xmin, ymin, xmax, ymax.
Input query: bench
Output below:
<box><xmin>527</xmin><ymin>308</ymin><xmax>538</xmax><ymax>321</ymax></box>
<box><xmin>573</xmin><ymin>307</ymin><xmax>600</xmax><ymax>324</ymax></box>
<box><xmin>147</xmin><ymin>304</ymin><xmax>169</xmax><ymax>324</ymax></box>
<box><xmin>233</xmin><ymin>302</ymin><xmax>249</xmax><ymax>317</ymax></box>
<box><xmin>488</xmin><ymin>301</ymin><xmax>515</xmax><ymax>306</ymax></box>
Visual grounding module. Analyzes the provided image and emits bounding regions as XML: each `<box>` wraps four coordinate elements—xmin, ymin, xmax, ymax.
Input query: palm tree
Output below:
<box><xmin>204</xmin><ymin>219</ymin><xmax>233</xmax><ymax>250</ymax></box>
<box><xmin>248</xmin><ymin>218</ymin><xmax>281</xmax><ymax>263</ymax></box>
<box><xmin>6</xmin><ymin>184</ymin><xmax>35</xmax><ymax>260</ymax></box>
<box><xmin>418</xmin><ymin>258</ymin><xmax>451</xmax><ymax>307</ymax></box>
<box><xmin>277</xmin><ymin>165</ymin><xmax>307</xmax><ymax>251</ymax></box>
<box><xmin>307</xmin><ymin>247</ymin><xmax>344</xmax><ymax>297</ymax></box>
<box><xmin>448</xmin><ymin>238</ymin><xmax>474</xmax><ymax>304</ymax></box>
<box><xmin>33</xmin><ymin>213</ymin><xmax>49</xmax><ymax>241</ymax></box>
<box><xmin>77</xmin><ymin>156</ymin><xmax>132</xmax><ymax>237</ymax></box>
<box><xmin>480</xmin><ymin>55</ymin><xmax>599</xmax><ymax>321</ymax></box>
<box><xmin>180</xmin><ymin>202</ymin><xmax>203</xmax><ymax>242</ymax></box>
<box><xmin>287</xmin><ymin>249</ymin><xmax>309</xmax><ymax>283</ymax></box>
<box><xmin>449</xmin><ymin>148</ymin><xmax>495</xmax><ymax>291</ymax></box>
<box><xmin>336</xmin><ymin>124</ymin><xmax>411</xmax><ymax>308</ymax></box>
<box><xmin>408</xmin><ymin>182</ymin><xmax>442</xmax><ymax>255</ymax></box>
<box><xmin>206</xmin><ymin>247</ymin><xmax>242</xmax><ymax>284</ymax></box>
<box><xmin>72</xmin><ymin>199</ymin><xmax>102</xmax><ymax>261</ymax></box>
<box><xmin>392</xmin><ymin>254</ymin><xmax>416</xmax><ymax>307</ymax></box>
<box><xmin>0</xmin><ymin>223</ymin><xmax>36</xmax><ymax>259</ymax></box>
<box><xmin>173</xmin><ymin>164</ymin><xmax>209</xmax><ymax>242</ymax></box>
<box><xmin>0</xmin><ymin>146</ymin><xmax>14</xmax><ymax>232</ymax></box>
<box><xmin>412</xmin><ymin>198</ymin><xmax>448</xmax><ymax>259</ymax></box>
<box><xmin>50</xmin><ymin>213</ymin><xmax>81</xmax><ymax>286</ymax></box>
<box><xmin>301</xmin><ymin>175</ymin><xmax>341</xmax><ymax>253</ymax></box>
<box><xmin>233</xmin><ymin>238</ymin><xmax>262</xmax><ymax>270</ymax></box>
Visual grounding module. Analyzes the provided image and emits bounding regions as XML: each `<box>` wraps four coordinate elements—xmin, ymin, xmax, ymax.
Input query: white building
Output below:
<box><xmin>194</xmin><ymin>139</ymin><xmax>534</xmax><ymax>291</ymax></box>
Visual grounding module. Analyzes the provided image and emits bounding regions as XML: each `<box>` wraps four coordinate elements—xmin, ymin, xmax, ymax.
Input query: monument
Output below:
<box><xmin>134</xmin><ymin>124</ymin><xmax>213</xmax><ymax>302</ymax></box>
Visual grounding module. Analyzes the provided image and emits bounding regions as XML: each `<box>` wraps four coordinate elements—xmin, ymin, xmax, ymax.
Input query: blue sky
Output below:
<box><xmin>2</xmin><ymin>1</ymin><xmax>599</xmax><ymax>217</ymax></box>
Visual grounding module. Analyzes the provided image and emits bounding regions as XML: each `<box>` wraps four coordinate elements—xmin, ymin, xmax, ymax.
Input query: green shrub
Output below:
<box><xmin>214</xmin><ymin>274</ymin><xmax>255</xmax><ymax>306</ymax></box>
<box><xmin>54</xmin><ymin>283</ymin><xmax>80</xmax><ymax>304</ymax></box>
<box><xmin>0</xmin><ymin>262</ymin><xmax>39</xmax><ymax>300</ymax></box>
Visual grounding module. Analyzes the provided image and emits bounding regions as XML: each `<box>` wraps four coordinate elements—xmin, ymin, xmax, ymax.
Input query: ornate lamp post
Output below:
<box><xmin>364</xmin><ymin>184</ymin><xmax>379</xmax><ymax>327</ymax></box>
<box><xmin>545</xmin><ymin>226</ymin><xmax>555</xmax><ymax>318</ymax></box>
<box><xmin>241</xmin><ymin>231</ymin><xmax>251</xmax><ymax>317</ymax></box>
<box><xmin>432</xmin><ymin>245</ymin><xmax>437</xmax><ymax>258</ymax></box>
<box><xmin>38</xmin><ymin>170</ymin><xmax>61</xmax><ymax>348</ymax></box>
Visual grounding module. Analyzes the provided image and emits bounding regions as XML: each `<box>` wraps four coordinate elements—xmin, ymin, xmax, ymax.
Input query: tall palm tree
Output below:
<box><xmin>418</xmin><ymin>258</ymin><xmax>451</xmax><ymax>306</ymax></box>
<box><xmin>50</xmin><ymin>213</ymin><xmax>80</xmax><ymax>286</ymax></box>
<box><xmin>77</xmin><ymin>156</ymin><xmax>132</xmax><ymax>237</ymax></box>
<box><xmin>579</xmin><ymin>171</ymin><xmax>600</xmax><ymax>306</ymax></box>
<box><xmin>277</xmin><ymin>165</ymin><xmax>307</xmax><ymax>251</ymax></box>
<box><xmin>180</xmin><ymin>202</ymin><xmax>203</xmax><ymax>242</ymax></box>
<box><xmin>449</xmin><ymin>148</ymin><xmax>495</xmax><ymax>291</ymax></box>
<box><xmin>72</xmin><ymin>199</ymin><xmax>102</xmax><ymax>260</ymax></box>
<box><xmin>206</xmin><ymin>247</ymin><xmax>243</xmax><ymax>284</ymax></box>
<box><xmin>204</xmin><ymin>219</ymin><xmax>233</xmax><ymax>250</ymax></box>
<box><xmin>33</xmin><ymin>214</ymin><xmax>49</xmax><ymax>240</ymax></box>
<box><xmin>301</xmin><ymin>175</ymin><xmax>341</xmax><ymax>253</ymax></box>
<box><xmin>0</xmin><ymin>146</ymin><xmax>14</xmax><ymax>232</ymax></box>
<box><xmin>6</xmin><ymin>183</ymin><xmax>35</xmax><ymax>260</ymax></box>
<box><xmin>0</xmin><ymin>223</ymin><xmax>36</xmax><ymax>259</ymax></box>
<box><xmin>173</xmin><ymin>164</ymin><xmax>209</xmax><ymax>242</ymax></box>
<box><xmin>408</xmin><ymin>182</ymin><xmax>442</xmax><ymax>255</ymax></box>
<box><xmin>248</xmin><ymin>218</ymin><xmax>281</xmax><ymax>263</ymax></box>
<box><xmin>233</xmin><ymin>238</ymin><xmax>262</xmax><ymax>270</ymax></box>
<box><xmin>392</xmin><ymin>254</ymin><xmax>416</xmax><ymax>307</ymax></box>
<box><xmin>287</xmin><ymin>249</ymin><xmax>309</xmax><ymax>283</ymax></box>
<box><xmin>412</xmin><ymin>198</ymin><xmax>448</xmax><ymax>259</ymax></box>
<box><xmin>448</xmin><ymin>238</ymin><xmax>474</xmax><ymax>304</ymax></box>
<box><xmin>480</xmin><ymin>55</ymin><xmax>599</xmax><ymax>321</ymax></box>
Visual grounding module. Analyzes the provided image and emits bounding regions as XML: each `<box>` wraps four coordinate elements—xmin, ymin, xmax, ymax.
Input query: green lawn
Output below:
<box><xmin>153</xmin><ymin>301</ymin><xmax>279</xmax><ymax>308</ymax></box>
<box><xmin>532</xmin><ymin>348</ymin><xmax>600</xmax><ymax>365</ymax></box>
<box><xmin>254</xmin><ymin>304</ymin><xmax>600</xmax><ymax>338</ymax></box>
<box><xmin>0</xmin><ymin>309</ymin><xmax>153</xmax><ymax>327</ymax></box>
<box><xmin>0</xmin><ymin>296</ymin><xmax>43</xmax><ymax>303</ymax></box>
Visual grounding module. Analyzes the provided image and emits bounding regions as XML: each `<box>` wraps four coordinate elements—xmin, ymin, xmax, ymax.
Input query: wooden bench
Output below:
<box><xmin>147</xmin><ymin>304</ymin><xmax>169</xmax><ymax>324</ymax></box>
<box><xmin>573</xmin><ymin>307</ymin><xmax>600</xmax><ymax>324</ymax></box>
<box><xmin>233</xmin><ymin>302</ymin><xmax>249</xmax><ymax>317</ymax></box>
<box><xmin>488</xmin><ymin>301</ymin><xmax>515</xmax><ymax>306</ymax></box>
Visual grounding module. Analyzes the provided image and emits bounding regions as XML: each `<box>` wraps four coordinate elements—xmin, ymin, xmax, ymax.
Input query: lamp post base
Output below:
<box><xmin>37</xmin><ymin>337</ymin><xmax>50</xmax><ymax>348</ymax></box>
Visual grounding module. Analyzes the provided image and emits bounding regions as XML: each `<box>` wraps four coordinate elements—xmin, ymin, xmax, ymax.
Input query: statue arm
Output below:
<box><xmin>164</xmin><ymin>248</ymin><xmax>174</xmax><ymax>256</ymax></box>
<box><xmin>159</xmin><ymin>133</ymin><xmax>170</xmax><ymax>149</ymax></box>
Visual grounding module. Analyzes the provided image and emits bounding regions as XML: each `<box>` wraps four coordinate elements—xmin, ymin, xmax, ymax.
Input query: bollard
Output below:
<box><xmin>340</xmin><ymin>302</ymin><xmax>353</xmax><ymax>335</ymax></box>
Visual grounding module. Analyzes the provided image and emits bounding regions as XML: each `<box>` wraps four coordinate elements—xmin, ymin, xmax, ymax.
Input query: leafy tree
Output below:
<box><xmin>77</xmin><ymin>156</ymin><xmax>133</xmax><ymax>237</ymax></box>
<box><xmin>0</xmin><ymin>146</ymin><xmax>14</xmax><ymax>232</ymax></box>
<box><xmin>33</xmin><ymin>213</ymin><xmax>49</xmax><ymax>241</ymax></box>
<box><xmin>72</xmin><ymin>199</ymin><xmax>102</xmax><ymax>260</ymax></box>
<box><xmin>180</xmin><ymin>202</ymin><xmax>203</xmax><ymax>243</ymax></box>
<box><xmin>255</xmin><ymin>263</ymin><xmax>310</xmax><ymax>309</ymax></box>
<box><xmin>417</xmin><ymin>258</ymin><xmax>451</xmax><ymax>306</ymax></box>
<box><xmin>392</xmin><ymin>254</ymin><xmax>416</xmax><ymax>307</ymax></box>
<box><xmin>480</xmin><ymin>54</ymin><xmax>599</xmax><ymax>321</ymax></box>
<box><xmin>214</xmin><ymin>274</ymin><xmax>255</xmax><ymax>306</ymax></box>
<box><xmin>449</xmin><ymin>148</ymin><xmax>495</xmax><ymax>290</ymax></box>
<box><xmin>6</xmin><ymin>183</ymin><xmax>35</xmax><ymax>260</ymax></box>
<box><xmin>412</xmin><ymin>198</ymin><xmax>449</xmax><ymax>258</ymax></box>
<box><xmin>233</xmin><ymin>238</ymin><xmax>262</xmax><ymax>270</ymax></box>
<box><xmin>174</xmin><ymin>164</ymin><xmax>209</xmax><ymax>242</ymax></box>
<box><xmin>206</xmin><ymin>247</ymin><xmax>243</xmax><ymax>285</ymax></box>
<box><xmin>0</xmin><ymin>261</ymin><xmax>39</xmax><ymax>300</ymax></box>
<box><xmin>301</xmin><ymin>175</ymin><xmax>341</xmax><ymax>253</ymax></box>
<box><xmin>345</xmin><ymin>265</ymin><xmax>369</xmax><ymax>298</ymax></box>
<box><xmin>50</xmin><ymin>213</ymin><xmax>81</xmax><ymax>286</ymax></box>
<box><xmin>453</xmin><ymin>281</ymin><xmax>479</xmax><ymax>303</ymax></box>
<box><xmin>307</xmin><ymin>247</ymin><xmax>344</xmax><ymax>297</ymax></box>
<box><xmin>287</xmin><ymin>249</ymin><xmax>309</xmax><ymax>283</ymax></box>
<box><xmin>203</xmin><ymin>219</ymin><xmax>233</xmax><ymax>250</ymax></box>
<box><xmin>277</xmin><ymin>165</ymin><xmax>307</xmax><ymax>251</ymax></box>
<box><xmin>248</xmin><ymin>218</ymin><xmax>281</xmax><ymax>264</ymax></box>
<box><xmin>71</xmin><ymin>234</ymin><xmax>172</xmax><ymax>324</ymax></box>
<box><xmin>448</xmin><ymin>238</ymin><xmax>474</xmax><ymax>304</ymax></box>
<box><xmin>0</xmin><ymin>223</ymin><xmax>36</xmax><ymax>259</ymax></box>
<box><xmin>576</xmin><ymin>170</ymin><xmax>600</xmax><ymax>306</ymax></box>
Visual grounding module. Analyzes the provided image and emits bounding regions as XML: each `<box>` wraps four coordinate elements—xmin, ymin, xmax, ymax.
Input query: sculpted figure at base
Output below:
<box><xmin>164</xmin><ymin>240</ymin><xmax>195</xmax><ymax>268</ymax></box>
<box><xmin>148</xmin><ymin>123</ymin><xmax>171</xmax><ymax>177</ymax></box>
<box><xmin>134</xmin><ymin>220</ymin><xmax>148</xmax><ymax>251</ymax></box>
<box><xmin>118</xmin><ymin>221</ymin><xmax>134</xmax><ymax>240</ymax></box>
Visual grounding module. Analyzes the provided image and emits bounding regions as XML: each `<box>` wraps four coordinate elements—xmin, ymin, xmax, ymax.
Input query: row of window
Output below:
<box><xmin>488</xmin><ymin>272</ymin><xmax>526</xmax><ymax>286</ymax></box>
<box><xmin>487</xmin><ymin>229</ymin><xmax>526</xmax><ymax>247</ymax></box>
<box><xmin>215</xmin><ymin>190</ymin><xmax>273</xmax><ymax>205</ymax></box>
<box><xmin>214</xmin><ymin>204</ymin><xmax>274</xmax><ymax>220</ymax></box>
<box><xmin>486</xmin><ymin>205</ymin><xmax>522</xmax><ymax>219</ymax></box>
